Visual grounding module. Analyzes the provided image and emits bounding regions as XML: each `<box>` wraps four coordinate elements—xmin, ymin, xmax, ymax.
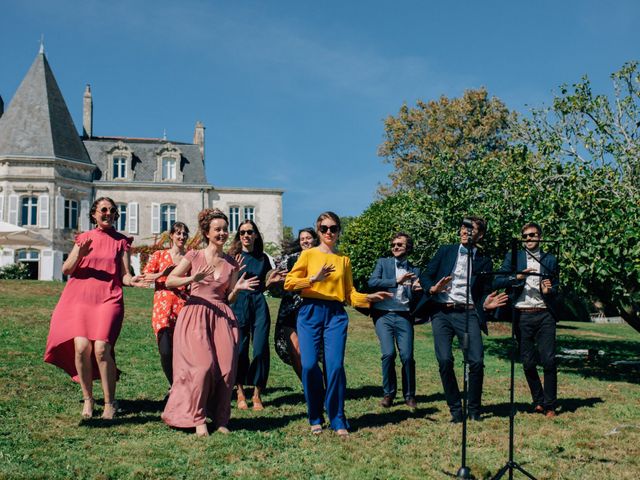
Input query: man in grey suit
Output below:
<box><xmin>368</xmin><ymin>232</ymin><xmax>422</xmax><ymax>410</ymax></box>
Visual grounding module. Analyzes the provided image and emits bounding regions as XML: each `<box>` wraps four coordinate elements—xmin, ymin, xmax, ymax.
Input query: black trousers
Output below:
<box><xmin>431</xmin><ymin>308</ymin><xmax>484</xmax><ymax>416</ymax></box>
<box><xmin>157</xmin><ymin>328</ymin><xmax>173</xmax><ymax>385</ymax></box>
<box><xmin>519</xmin><ymin>310</ymin><xmax>557</xmax><ymax>410</ymax></box>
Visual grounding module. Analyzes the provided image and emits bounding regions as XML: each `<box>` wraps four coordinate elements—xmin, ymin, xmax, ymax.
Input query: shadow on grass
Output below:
<box><xmin>230</xmin><ymin>412</ymin><xmax>306</xmax><ymax>431</ymax></box>
<box><xmin>484</xmin><ymin>396</ymin><xmax>604</xmax><ymax>418</ymax></box>
<box><xmin>484</xmin><ymin>336</ymin><xmax>640</xmax><ymax>384</ymax></box>
<box><xmin>349</xmin><ymin>406</ymin><xmax>440</xmax><ymax>432</ymax></box>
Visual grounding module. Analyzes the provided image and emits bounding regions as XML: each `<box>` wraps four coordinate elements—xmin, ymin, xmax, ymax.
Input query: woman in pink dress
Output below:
<box><xmin>161</xmin><ymin>208</ymin><xmax>259</xmax><ymax>436</ymax></box>
<box><xmin>44</xmin><ymin>197</ymin><xmax>145</xmax><ymax>420</ymax></box>
<box><xmin>142</xmin><ymin>222</ymin><xmax>191</xmax><ymax>387</ymax></box>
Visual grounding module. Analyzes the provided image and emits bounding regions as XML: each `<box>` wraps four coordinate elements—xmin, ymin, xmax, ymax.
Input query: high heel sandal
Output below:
<box><xmin>102</xmin><ymin>400</ymin><xmax>118</xmax><ymax>420</ymax></box>
<box><xmin>81</xmin><ymin>397</ymin><xmax>95</xmax><ymax>419</ymax></box>
<box><xmin>252</xmin><ymin>396</ymin><xmax>264</xmax><ymax>411</ymax></box>
<box><xmin>237</xmin><ymin>391</ymin><xmax>248</xmax><ymax>410</ymax></box>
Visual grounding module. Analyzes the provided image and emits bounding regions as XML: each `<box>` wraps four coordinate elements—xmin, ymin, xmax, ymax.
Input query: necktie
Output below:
<box><xmin>459</xmin><ymin>245</ymin><xmax>469</xmax><ymax>255</ymax></box>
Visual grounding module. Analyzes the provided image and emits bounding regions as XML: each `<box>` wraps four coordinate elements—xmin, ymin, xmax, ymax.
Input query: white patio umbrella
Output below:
<box><xmin>0</xmin><ymin>221</ymin><xmax>49</xmax><ymax>247</ymax></box>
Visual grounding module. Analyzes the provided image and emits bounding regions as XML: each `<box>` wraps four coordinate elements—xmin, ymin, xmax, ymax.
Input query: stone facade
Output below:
<box><xmin>0</xmin><ymin>48</ymin><xmax>283</xmax><ymax>280</ymax></box>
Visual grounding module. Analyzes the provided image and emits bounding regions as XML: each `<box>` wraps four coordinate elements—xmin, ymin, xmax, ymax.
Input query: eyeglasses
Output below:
<box><xmin>239</xmin><ymin>230</ymin><xmax>254</xmax><ymax>236</ymax></box>
<box><xmin>391</xmin><ymin>242</ymin><xmax>406</xmax><ymax>248</ymax></box>
<box><xmin>319</xmin><ymin>225</ymin><xmax>339</xmax><ymax>234</ymax></box>
<box><xmin>99</xmin><ymin>207</ymin><xmax>117</xmax><ymax>214</ymax></box>
<box><xmin>522</xmin><ymin>232</ymin><xmax>539</xmax><ymax>239</ymax></box>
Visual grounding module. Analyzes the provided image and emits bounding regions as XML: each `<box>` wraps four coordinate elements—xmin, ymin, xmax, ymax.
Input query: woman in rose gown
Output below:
<box><xmin>161</xmin><ymin>208</ymin><xmax>259</xmax><ymax>436</ymax></box>
<box><xmin>44</xmin><ymin>197</ymin><xmax>145</xmax><ymax>420</ymax></box>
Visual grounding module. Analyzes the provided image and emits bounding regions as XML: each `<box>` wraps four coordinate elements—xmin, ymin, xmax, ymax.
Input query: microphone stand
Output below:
<box><xmin>491</xmin><ymin>237</ymin><xmax>541</xmax><ymax>480</ymax></box>
<box><xmin>456</xmin><ymin>227</ymin><xmax>474</xmax><ymax>480</ymax></box>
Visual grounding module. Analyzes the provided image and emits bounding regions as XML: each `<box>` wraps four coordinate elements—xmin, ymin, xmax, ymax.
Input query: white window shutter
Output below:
<box><xmin>8</xmin><ymin>195</ymin><xmax>19</xmax><ymax>225</ymax></box>
<box><xmin>55</xmin><ymin>195</ymin><xmax>65</xmax><ymax>229</ymax></box>
<box><xmin>0</xmin><ymin>195</ymin><xmax>4</xmax><ymax>221</ymax></box>
<box><xmin>38</xmin><ymin>194</ymin><xmax>49</xmax><ymax>228</ymax></box>
<box><xmin>80</xmin><ymin>200</ymin><xmax>90</xmax><ymax>231</ymax></box>
<box><xmin>128</xmin><ymin>202</ymin><xmax>139</xmax><ymax>234</ymax></box>
<box><xmin>151</xmin><ymin>203</ymin><xmax>160</xmax><ymax>234</ymax></box>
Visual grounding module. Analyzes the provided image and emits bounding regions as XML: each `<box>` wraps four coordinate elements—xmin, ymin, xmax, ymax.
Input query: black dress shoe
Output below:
<box><xmin>468</xmin><ymin>412</ymin><xmax>482</xmax><ymax>422</ymax></box>
<box><xmin>380</xmin><ymin>395</ymin><xmax>393</xmax><ymax>408</ymax></box>
<box><xmin>405</xmin><ymin>397</ymin><xmax>417</xmax><ymax>409</ymax></box>
<box><xmin>450</xmin><ymin>413</ymin><xmax>463</xmax><ymax>424</ymax></box>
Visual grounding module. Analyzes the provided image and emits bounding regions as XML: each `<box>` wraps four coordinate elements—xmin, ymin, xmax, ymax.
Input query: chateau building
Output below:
<box><xmin>0</xmin><ymin>47</ymin><xmax>283</xmax><ymax>280</ymax></box>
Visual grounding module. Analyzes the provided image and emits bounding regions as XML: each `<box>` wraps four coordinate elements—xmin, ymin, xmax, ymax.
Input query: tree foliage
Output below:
<box><xmin>378</xmin><ymin>88</ymin><xmax>514</xmax><ymax>194</ymax></box>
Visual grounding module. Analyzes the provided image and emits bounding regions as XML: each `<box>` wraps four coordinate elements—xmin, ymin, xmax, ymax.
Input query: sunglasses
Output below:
<box><xmin>522</xmin><ymin>232</ymin><xmax>539</xmax><ymax>239</ymax></box>
<box><xmin>239</xmin><ymin>230</ymin><xmax>254</xmax><ymax>236</ymax></box>
<box><xmin>99</xmin><ymin>207</ymin><xmax>117</xmax><ymax>214</ymax></box>
<box><xmin>391</xmin><ymin>242</ymin><xmax>406</xmax><ymax>248</ymax></box>
<box><xmin>319</xmin><ymin>225</ymin><xmax>339</xmax><ymax>234</ymax></box>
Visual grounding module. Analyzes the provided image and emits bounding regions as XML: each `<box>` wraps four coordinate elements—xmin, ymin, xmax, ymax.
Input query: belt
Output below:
<box><xmin>439</xmin><ymin>303</ymin><xmax>475</xmax><ymax>311</ymax></box>
<box><xmin>517</xmin><ymin>307</ymin><xmax>547</xmax><ymax>313</ymax></box>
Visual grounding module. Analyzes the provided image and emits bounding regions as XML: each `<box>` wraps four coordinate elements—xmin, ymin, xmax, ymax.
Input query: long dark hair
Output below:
<box><xmin>284</xmin><ymin>227</ymin><xmax>319</xmax><ymax>255</ymax></box>
<box><xmin>89</xmin><ymin>197</ymin><xmax>119</xmax><ymax>225</ymax></box>
<box><xmin>228</xmin><ymin>219</ymin><xmax>264</xmax><ymax>256</ymax></box>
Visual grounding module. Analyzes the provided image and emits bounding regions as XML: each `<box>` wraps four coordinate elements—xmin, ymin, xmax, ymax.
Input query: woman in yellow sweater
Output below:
<box><xmin>284</xmin><ymin>211</ymin><xmax>391</xmax><ymax>437</ymax></box>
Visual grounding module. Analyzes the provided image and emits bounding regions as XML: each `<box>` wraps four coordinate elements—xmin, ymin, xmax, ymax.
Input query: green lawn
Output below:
<box><xmin>1</xmin><ymin>281</ymin><xmax>639</xmax><ymax>479</ymax></box>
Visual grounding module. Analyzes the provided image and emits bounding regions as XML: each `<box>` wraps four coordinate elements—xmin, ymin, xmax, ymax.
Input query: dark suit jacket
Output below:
<box><xmin>412</xmin><ymin>244</ymin><xmax>493</xmax><ymax>333</ymax></box>
<box><xmin>493</xmin><ymin>250</ymin><xmax>560</xmax><ymax>321</ymax></box>
<box><xmin>368</xmin><ymin>257</ymin><xmax>421</xmax><ymax>317</ymax></box>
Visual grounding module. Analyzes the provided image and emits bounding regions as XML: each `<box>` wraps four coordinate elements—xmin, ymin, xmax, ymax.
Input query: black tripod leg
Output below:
<box><xmin>491</xmin><ymin>462</ymin><xmax>511</xmax><ymax>480</ymax></box>
<box><xmin>512</xmin><ymin>463</ymin><xmax>537</xmax><ymax>480</ymax></box>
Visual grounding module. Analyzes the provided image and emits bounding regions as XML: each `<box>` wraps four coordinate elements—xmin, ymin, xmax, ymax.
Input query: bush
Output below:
<box><xmin>0</xmin><ymin>262</ymin><xmax>30</xmax><ymax>280</ymax></box>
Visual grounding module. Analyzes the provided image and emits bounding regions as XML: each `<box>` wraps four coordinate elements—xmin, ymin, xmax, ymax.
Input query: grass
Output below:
<box><xmin>0</xmin><ymin>280</ymin><xmax>639</xmax><ymax>479</ymax></box>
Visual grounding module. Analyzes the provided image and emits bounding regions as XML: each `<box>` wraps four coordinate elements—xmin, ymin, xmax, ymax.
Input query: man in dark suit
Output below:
<box><xmin>413</xmin><ymin>217</ymin><xmax>507</xmax><ymax>423</ymax></box>
<box><xmin>494</xmin><ymin>222</ymin><xmax>560</xmax><ymax>417</ymax></box>
<box><xmin>368</xmin><ymin>233</ymin><xmax>422</xmax><ymax>410</ymax></box>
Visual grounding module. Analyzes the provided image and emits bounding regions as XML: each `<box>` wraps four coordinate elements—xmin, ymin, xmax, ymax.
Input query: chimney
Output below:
<box><xmin>82</xmin><ymin>84</ymin><xmax>93</xmax><ymax>138</ymax></box>
<box><xmin>193</xmin><ymin>121</ymin><xmax>205</xmax><ymax>160</ymax></box>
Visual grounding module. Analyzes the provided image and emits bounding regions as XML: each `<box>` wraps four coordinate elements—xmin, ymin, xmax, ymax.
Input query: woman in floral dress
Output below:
<box><xmin>143</xmin><ymin>222</ymin><xmax>190</xmax><ymax>386</ymax></box>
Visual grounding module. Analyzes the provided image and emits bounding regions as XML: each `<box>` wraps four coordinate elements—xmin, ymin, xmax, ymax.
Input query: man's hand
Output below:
<box><xmin>541</xmin><ymin>279</ymin><xmax>552</xmax><ymax>295</ymax></box>
<box><xmin>517</xmin><ymin>268</ymin><xmax>535</xmax><ymax>281</ymax></box>
<box><xmin>483</xmin><ymin>291</ymin><xmax>509</xmax><ymax>310</ymax></box>
<box><xmin>429</xmin><ymin>276</ymin><xmax>452</xmax><ymax>295</ymax></box>
<box><xmin>397</xmin><ymin>271</ymin><xmax>416</xmax><ymax>285</ymax></box>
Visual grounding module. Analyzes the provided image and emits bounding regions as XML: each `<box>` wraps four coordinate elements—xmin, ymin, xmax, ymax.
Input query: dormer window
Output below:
<box><xmin>105</xmin><ymin>141</ymin><xmax>134</xmax><ymax>181</ymax></box>
<box><xmin>155</xmin><ymin>143</ymin><xmax>183</xmax><ymax>182</ymax></box>
<box><xmin>113</xmin><ymin>156</ymin><xmax>127</xmax><ymax>179</ymax></box>
<box><xmin>162</xmin><ymin>157</ymin><xmax>177</xmax><ymax>181</ymax></box>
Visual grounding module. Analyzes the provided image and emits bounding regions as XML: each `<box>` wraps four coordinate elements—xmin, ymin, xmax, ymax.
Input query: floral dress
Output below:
<box><xmin>144</xmin><ymin>250</ymin><xmax>190</xmax><ymax>336</ymax></box>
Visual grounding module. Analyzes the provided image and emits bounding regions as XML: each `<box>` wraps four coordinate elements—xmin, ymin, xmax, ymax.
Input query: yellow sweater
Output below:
<box><xmin>284</xmin><ymin>247</ymin><xmax>370</xmax><ymax>308</ymax></box>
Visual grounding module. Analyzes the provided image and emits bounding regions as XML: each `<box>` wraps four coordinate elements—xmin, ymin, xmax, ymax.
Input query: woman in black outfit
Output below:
<box><xmin>273</xmin><ymin>228</ymin><xmax>319</xmax><ymax>379</ymax></box>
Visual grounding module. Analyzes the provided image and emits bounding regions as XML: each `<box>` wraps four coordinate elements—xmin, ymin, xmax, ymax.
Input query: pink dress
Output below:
<box><xmin>161</xmin><ymin>250</ymin><xmax>239</xmax><ymax>429</ymax></box>
<box><xmin>44</xmin><ymin>227</ymin><xmax>132</xmax><ymax>381</ymax></box>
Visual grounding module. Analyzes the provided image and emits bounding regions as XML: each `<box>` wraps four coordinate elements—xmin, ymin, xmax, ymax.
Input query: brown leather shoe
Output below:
<box><xmin>534</xmin><ymin>405</ymin><xmax>544</xmax><ymax>414</ymax></box>
<box><xmin>545</xmin><ymin>410</ymin><xmax>557</xmax><ymax>418</ymax></box>
<box><xmin>380</xmin><ymin>395</ymin><xmax>393</xmax><ymax>408</ymax></box>
<box><xmin>405</xmin><ymin>397</ymin><xmax>417</xmax><ymax>410</ymax></box>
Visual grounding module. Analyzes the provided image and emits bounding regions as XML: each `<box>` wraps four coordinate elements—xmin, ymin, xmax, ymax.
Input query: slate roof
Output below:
<box><xmin>0</xmin><ymin>50</ymin><xmax>91</xmax><ymax>163</ymax></box>
<box><xmin>84</xmin><ymin>137</ymin><xmax>208</xmax><ymax>184</ymax></box>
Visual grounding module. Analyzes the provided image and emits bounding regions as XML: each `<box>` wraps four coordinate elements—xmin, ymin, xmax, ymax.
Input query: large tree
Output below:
<box><xmin>378</xmin><ymin>88</ymin><xmax>514</xmax><ymax>194</ymax></box>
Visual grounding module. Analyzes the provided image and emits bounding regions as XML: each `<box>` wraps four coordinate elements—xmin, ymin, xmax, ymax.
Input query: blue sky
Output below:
<box><xmin>1</xmin><ymin>0</ymin><xmax>638</xmax><ymax>231</ymax></box>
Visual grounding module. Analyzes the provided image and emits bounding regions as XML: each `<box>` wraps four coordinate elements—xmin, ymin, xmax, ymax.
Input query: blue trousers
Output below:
<box><xmin>373</xmin><ymin>311</ymin><xmax>415</xmax><ymax>399</ymax></box>
<box><xmin>297</xmin><ymin>298</ymin><xmax>349</xmax><ymax>431</ymax></box>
